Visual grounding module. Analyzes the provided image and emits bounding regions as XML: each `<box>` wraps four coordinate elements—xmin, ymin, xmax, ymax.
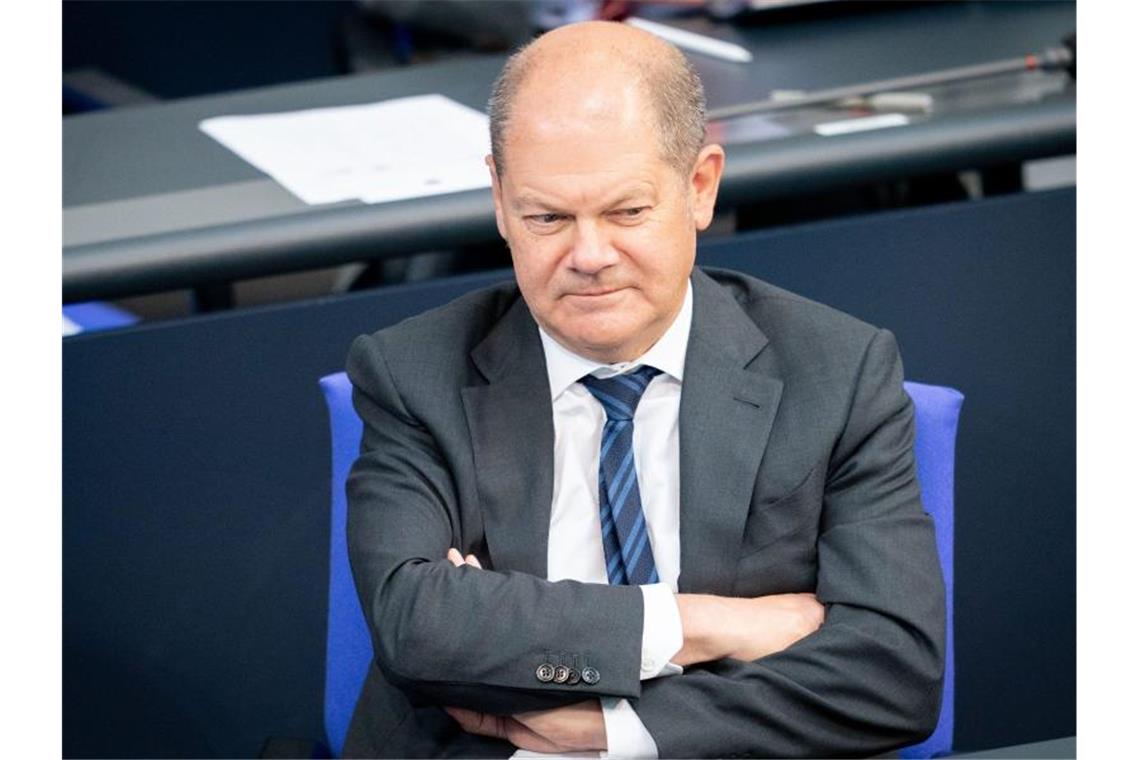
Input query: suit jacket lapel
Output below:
<box><xmin>458</xmin><ymin>271</ymin><xmax>783</xmax><ymax>590</ymax></box>
<box><xmin>678</xmin><ymin>269</ymin><xmax>783</xmax><ymax>595</ymax></box>
<box><xmin>461</xmin><ymin>296</ymin><xmax>554</xmax><ymax>578</ymax></box>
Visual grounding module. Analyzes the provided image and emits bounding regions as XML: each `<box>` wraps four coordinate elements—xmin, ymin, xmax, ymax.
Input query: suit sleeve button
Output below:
<box><xmin>581</xmin><ymin>666</ymin><xmax>600</xmax><ymax>685</ymax></box>
<box><xmin>536</xmin><ymin>663</ymin><xmax>555</xmax><ymax>682</ymax></box>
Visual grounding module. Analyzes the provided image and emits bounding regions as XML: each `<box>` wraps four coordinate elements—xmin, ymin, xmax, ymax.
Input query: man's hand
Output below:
<box><xmin>447</xmin><ymin>545</ymin><xmax>824</xmax><ymax>667</ymax></box>
<box><xmin>445</xmin><ymin>701</ymin><xmax>607</xmax><ymax>753</ymax></box>
<box><xmin>443</xmin><ymin>548</ymin><xmax>820</xmax><ymax>746</ymax></box>
<box><xmin>675</xmin><ymin>592</ymin><xmax>825</xmax><ymax>666</ymax></box>
<box><xmin>447</xmin><ymin>548</ymin><xmax>482</xmax><ymax>569</ymax></box>
<box><xmin>445</xmin><ymin>549</ymin><xmax>608</xmax><ymax>752</ymax></box>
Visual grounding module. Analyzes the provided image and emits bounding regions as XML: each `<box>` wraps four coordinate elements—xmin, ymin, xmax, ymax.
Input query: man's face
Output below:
<box><xmin>488</xmin><ymin>86</ymin><xmax>723</xmax><ymax>363</ymax></box>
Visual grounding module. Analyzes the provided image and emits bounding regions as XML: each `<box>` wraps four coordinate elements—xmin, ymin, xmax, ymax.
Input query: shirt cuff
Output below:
<box><xmin>638</xmin><ymin>583</ymin><xmax>684</xmax><ymax>679</ymax></box>
<box><xmin>600</xmin><ymin>697</ymin><xmax>658</xmax><ymax>759</ymax></box>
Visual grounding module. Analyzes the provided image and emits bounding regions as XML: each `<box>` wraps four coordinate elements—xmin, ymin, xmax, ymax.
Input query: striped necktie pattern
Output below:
<box><xmin>580</xmin><ymin>365</ymin><xmax>662</xmax><ymax>586</ymax></box>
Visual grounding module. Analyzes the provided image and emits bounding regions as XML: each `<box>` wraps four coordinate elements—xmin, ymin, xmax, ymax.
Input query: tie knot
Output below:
<box><xmin>580</xmin><ymin>365</ymin><xmax>662</xmax><ymax>421</ymax></box>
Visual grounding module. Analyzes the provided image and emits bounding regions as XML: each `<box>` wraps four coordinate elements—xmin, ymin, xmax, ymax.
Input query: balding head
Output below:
<box><xmin>488</xmin><ymin>21</ymin><xmax>707</xmax><ymax>177</ymax></box>
<box><xmin>483</xmin><ymin>21</ymin><xmax>725</xmax><ymax>363</ymax></box>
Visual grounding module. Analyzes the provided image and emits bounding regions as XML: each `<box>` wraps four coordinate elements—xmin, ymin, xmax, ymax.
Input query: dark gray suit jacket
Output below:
<box><xmin>342</xmin><ymin>267</ymin><xmax>945</xmax><ymax>758</ymax></box>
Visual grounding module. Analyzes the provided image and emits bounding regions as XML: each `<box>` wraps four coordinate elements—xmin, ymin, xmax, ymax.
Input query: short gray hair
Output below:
<box><xmin>487</xmin><ymin>35</ymin><xmax>707</xmax><ymax>176</ymax></box>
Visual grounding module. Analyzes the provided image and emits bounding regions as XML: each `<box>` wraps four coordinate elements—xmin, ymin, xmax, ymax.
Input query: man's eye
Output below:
<box><xmin>529</xmin><ymin>213</ymin><xmax>565</xmax><ymax>225</ymax></box>
<box><xmin>616</xmin><ymin>207</ymin><xmax>648</xmax><ymax>219</ymax></box>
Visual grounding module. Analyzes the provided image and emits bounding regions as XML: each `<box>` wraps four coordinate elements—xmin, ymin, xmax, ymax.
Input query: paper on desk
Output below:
<box><xmin>198</xmin><ymin>94</ymin><xmax>492</xmax><ymax>205</ymax></box>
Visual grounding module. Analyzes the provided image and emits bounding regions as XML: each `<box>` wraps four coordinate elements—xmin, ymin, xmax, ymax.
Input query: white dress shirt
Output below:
<box><xmin>511</xmin><ymin>282</ymin><xmax>692</xmax><ymax>759</ymax></box>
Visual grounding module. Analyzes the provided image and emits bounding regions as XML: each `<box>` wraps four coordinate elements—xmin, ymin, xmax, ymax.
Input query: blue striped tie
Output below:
<box><xmin>580</xmin><ymin>365</ymin><xmax>662</xmax><ymax>586</ymax></box>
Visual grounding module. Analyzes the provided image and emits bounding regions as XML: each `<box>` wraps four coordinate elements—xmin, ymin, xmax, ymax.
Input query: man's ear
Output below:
<box><xmin>689</xmin><ymin>144</ymin><xmax>725</xmax><ymax>231</ymax></box>
<box><xmin>486</xmin><ymin>155</ymin><xmax>509</xmax><ymax>240</ymax></box>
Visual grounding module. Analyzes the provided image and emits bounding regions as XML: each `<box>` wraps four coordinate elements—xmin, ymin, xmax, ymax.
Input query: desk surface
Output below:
<box><xmin>954</xmin><ymin>736</ymin><xmax>1075</xmax><ymax>758</ymax></box>
<box><xmin>63</xmin><ymin>0</ymin><xmax>1074</xmax><ymax>301</ymax></box>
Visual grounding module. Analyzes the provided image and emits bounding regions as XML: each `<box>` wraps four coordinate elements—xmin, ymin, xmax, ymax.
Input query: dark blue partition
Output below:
<box><xmin>63</xmin><ymin>188</ymin><xmax>1074</xmax><ymax>757</ymax></box>
<box><xmin>63</xmin><ymin>271</ymin><xmax>512</xmax><ymax>758</ymax></box>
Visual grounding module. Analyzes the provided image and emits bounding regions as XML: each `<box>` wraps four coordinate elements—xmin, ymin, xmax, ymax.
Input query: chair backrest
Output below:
<box><xmin>318</xmin><ymin>372</ymin><xmax>961</xmax><ymax>758</ymax></box>
<box><xmin>900</xmin><ymin>380</ymin><xmax>963</xmax><ymax>759</ymax></box>
<box><xmin>63</xmin><ymin>301</ymin><xmax>138</xmax><ymax>336</ymax></box>
<box><xmin>319</xmin><ymin>372</ymin><xmax>371</xmax><ymax>758</ymax></box>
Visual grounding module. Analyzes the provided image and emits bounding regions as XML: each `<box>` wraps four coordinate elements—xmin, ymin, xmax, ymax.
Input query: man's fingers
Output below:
<box><xmin>446</xmin><ymin>707</ymin><xmax>568</xmax><ymax>753</ymax></box>
<box><xmin>512</xmin><ymin>700</ymin><xmax>607</xmax><ymax>751</ymax></box>
<box><xmin>503</xmin><ymin>720</ymin><xmax>570</xmax><ymax>754</ymax></box>
<box><xmin>443</xmin><ymin>706</ymin><xmax>471</xmax><ymax>729</ymax></box>
<box><xmin>782</xmin><ymin>593</ymin><xmax>825</xmax><ymax>631</ymax></box>
<box><xmin>443</xmin><ymin>706</ymin><xmax>480</xmax><ymax>733</ymax></box>
<box><xmin>444</xmin><ymin>707</ymin><xmax>507</xmax><ymax>740</ymax></box>
<box><xmin>798</xmin><ymin>593</ymin><xmax>825</xmax><ymax>629</ymax></box>
<box><xmin>447</xmin><ymin>548</ymin><xmax>483</xmax><ymax>569</ymax></box>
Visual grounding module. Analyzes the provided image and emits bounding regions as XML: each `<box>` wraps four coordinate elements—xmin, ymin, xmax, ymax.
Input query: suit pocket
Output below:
<box><xmin>738</xmin><ymin>463</ymin><xmax>825</xmax><ymax>558</ymax></box>
<box><xmin>733</xmin><ymin>465</ymin><xmax>825</xmax><ymax>595</ymax></box>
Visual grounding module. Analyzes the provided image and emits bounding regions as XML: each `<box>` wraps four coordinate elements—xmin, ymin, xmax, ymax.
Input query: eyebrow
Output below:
<box><xmin>511</xmin><ymin>187</ymin><xmax>656</xmax><ymax>214</ymax></box>
<box><xmin>511</xmin><ymin>194</ymin><xmax>567</xmax><ymax>213</ymax></box>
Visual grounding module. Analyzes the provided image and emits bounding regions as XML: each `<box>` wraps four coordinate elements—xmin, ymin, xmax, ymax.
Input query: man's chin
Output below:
<box><xmin>553</xmin><ymin>325</ymin><xmax>644</xmax><ymax>364</ymax></box>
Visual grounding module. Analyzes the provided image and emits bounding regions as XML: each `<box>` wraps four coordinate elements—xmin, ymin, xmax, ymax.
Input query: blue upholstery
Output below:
<box><xmin>318</xmin><ymin>372</ymin><xmax>961</xmax><ymax>758</ymax></box>
<box><xmin>899</xmin><ymin>381</ymin><xmax>963</xmax><ymax>758</ymax></box>
<box><xmin>63</xmin><ymin>301</ymin><xmax>138</xmax><ymax>335</ymax></box>
<box><xmin>319</xmin><ymin>372</ymin><xmax>369</xmax><ymax>759</ymax></box>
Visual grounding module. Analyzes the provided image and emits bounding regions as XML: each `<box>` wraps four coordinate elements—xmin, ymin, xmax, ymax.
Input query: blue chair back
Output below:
<box><xmin>899</xmin><ymin>381</ymin><xmax>963</xmax><ymax>758</ymax></box>
<box><xmin>318</xmin><ymin>372</ymin><xmax>961</xmax><ymax>758</ymax></box>
<box><xmin>63</xmin><ymin>301</ymin><xmax>138</xmax><ymax>335</ymax></box>
<box><xmin>319</xmin><ymin>372</ymin><xmax>370</xmax><ymax>758</ymax></box>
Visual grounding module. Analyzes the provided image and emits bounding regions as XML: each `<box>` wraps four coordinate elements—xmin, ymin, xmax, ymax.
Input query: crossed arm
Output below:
<box><xmin>440</xmin><ymin>549</ymin><xmax>825</xmax><ymax>754</ymax></box>
<box><xmin>346</xmin><ymin>328</ymin><xmax>945</xmax><ymax>757</ymax></box>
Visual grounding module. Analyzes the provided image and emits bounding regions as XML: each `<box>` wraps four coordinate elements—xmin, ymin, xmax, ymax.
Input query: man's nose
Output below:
<box><xmin>567</xmin><ymin>219</ymin><xmax>620</xmax><ymax>274</ymax></box>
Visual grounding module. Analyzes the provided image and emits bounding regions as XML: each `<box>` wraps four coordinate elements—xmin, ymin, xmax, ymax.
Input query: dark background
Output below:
<box><xmin>64</xmin><ymin>1</ymin><xmax>354</xmax><ymax>100</ymax></box>
<box><xmin>64</xmin><ymin>189</ymin><xmax>1075</xmax><ymax>757</ymax></box>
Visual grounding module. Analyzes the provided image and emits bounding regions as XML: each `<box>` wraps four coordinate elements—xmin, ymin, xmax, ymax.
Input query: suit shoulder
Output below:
<box><xmin>351</xmin><ymin>278</ymin><xmax>520</xmax><ymax>357</ymax></box>
<box><xmin>346</xmin><ymin>278</ymin><xmax>522</xmax><ymax>397</ymax></box>
<box><xmin>701</xmin><ymin>266</ymin><xmax>882</xmax><ymax>350</ymax></box>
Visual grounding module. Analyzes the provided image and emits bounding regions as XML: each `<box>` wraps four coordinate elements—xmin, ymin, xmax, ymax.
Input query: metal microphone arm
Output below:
<box><xmin>707</xmin><ymin>37</ymin><xmax>1075</xmax><ymax>121</ymax></box>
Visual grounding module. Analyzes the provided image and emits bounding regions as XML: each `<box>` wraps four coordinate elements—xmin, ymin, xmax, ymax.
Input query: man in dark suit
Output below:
<box><xmin>344</xmin><ymin>20</ymin><xmax>944</xmax><ymax>758</ymax></box>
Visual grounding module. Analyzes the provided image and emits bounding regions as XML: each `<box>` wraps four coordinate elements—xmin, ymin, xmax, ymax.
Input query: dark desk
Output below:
<box><xmin>63</xmin><ymin>1</ymin><xmax>1074</xmax><ymax>302</ymax></box>
<box><xmin>953</xmin><ymin>736</ymin><xmax>1076</xmax><ymax>758</ymax></box>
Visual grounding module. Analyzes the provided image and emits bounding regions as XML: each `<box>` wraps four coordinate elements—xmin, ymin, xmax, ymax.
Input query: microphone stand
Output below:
<box><xmin>707</xmin><ymin>35</ymin><xmax>1075</xmax><ymax>121</ymax></box>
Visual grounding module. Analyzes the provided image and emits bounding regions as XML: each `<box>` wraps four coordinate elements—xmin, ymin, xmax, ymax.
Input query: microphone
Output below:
<box><xmin>708</xmin><ymin>34</ymin><xmax>1076</xmax><ymax>121</ymax></box>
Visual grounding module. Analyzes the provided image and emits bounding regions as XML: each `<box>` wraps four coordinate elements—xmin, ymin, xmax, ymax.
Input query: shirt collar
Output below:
<box><xmin>538</xmin><ymin>279</ymin><xmax>693</xmax><ymax>400</ymax></box>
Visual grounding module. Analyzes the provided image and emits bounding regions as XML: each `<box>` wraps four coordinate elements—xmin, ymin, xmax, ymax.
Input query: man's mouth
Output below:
<box><xmin>567</xmin><ymin>286</ymin><xmax>625</xmax><ymax>297</ymax></box>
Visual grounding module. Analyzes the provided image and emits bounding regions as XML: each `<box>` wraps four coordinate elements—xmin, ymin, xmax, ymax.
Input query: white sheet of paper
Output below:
<box><xmin>199</xmin><ymin>94</ymin><xmax>492</xmax><ymax>205</ymax></box>
<box><xmin>813</xmin><ymin>112</ymin><xmax>910</xmax><ymax>137</ymax></box>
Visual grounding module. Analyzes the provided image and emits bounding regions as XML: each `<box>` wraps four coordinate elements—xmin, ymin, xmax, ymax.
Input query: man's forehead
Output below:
<box><xmin>513</xmin><ymin>69</ymin><xmax>648</xmax><ymax>129</ymax></box>
<box><xmin>501</xmin><ymin>75</ymin><xmax>660</xmax><ymax>169</ymax></box>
